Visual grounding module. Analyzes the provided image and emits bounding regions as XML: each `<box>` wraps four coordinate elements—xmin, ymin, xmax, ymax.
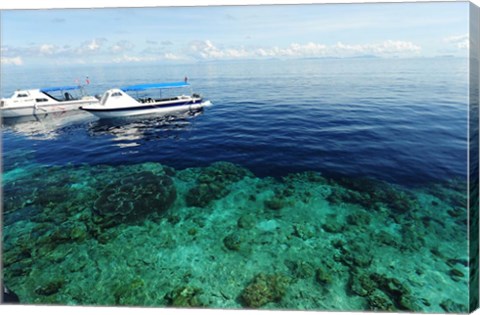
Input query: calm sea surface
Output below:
<box><xmin>1</xmin><ymin>58</ymin><xmax>468</xmax><ymax>185</ymax></box>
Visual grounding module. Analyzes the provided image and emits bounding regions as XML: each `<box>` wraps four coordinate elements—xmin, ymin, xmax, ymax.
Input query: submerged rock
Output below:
<box><xmin>113</xmin><ymin>278</ymin><xmax>146</xmax><ymax>305</ymax></box>
<box><xmin>349</xmin><ymin>273</ymin><xmax>376</xmax><ymax>297</ymax></box>
<box><xmin>282</xmin><ymin>171</ymin><xmax>326</xmax><ymax>184</ymax></box>
<box><xmin>349</xmin><ymin>272</ymin><xmax>419</xmax><ymax>311</ymax></box>
<box><xmin>237</xmin><ymin>214</ymin><xmax>256</xmax><ymax>229</ymax></box>
<box><xmin>264</xmin><ymin>197</ymin><xmax>284</xmax><ymax>211</ymax></box>
<box><xmin>374</xmin><ymin>230</ymin><xmax>399</xmax><ymax>247</ymax></box>
<box><xmin>34</xmin><ymin>185</ymin><xmax>72</xmax><ymax>207</ymax></box>
<box><xmin>93</xmin><ymin>171</ymin><xmax>176</xmax><ymax>227</ymax></box>
<box><xmin>34</xmin><ymin>279</ymin><xmax>64</xmax><ymax>296</ymax></box>
<box><xmin>315</xmin><ymin>266</ymin><xmax>332</xmax><ymax>285</ymax></box>
<box><xmin>322</xmin><ymin>215</ymin><xmax>344</xmax><ymax>233</ymax></box>
<box><xmin>331</xmin><ymin>177</ymin><xmax>419</xmax><ymax>214</ymax></box>
<box><xmin>293</xmin><ymin>223</ymin><xmax>316</xmax><ymax>240</ymax></box>
<box><xmin>346</xmin><ymin>211</ymin><xmax>371</xmax><ymax>226</ymax></box>
<box><xmin>186</xmin><ymin>162</ymin><xmax>252</xmax><ymax>207</ymax></box>
<box><xmin>367</xmin><ymin>292</ymin><xmax>395</xmax><ymax>311</ymax></box>
<box><xmin>440</xmin><ymin>299</ymin><xmax>468</xmax><ymax>313</ymax></box>
<box><xmin>223</xmin><ymin>233</ymin><xmax>242</xmax><ymax>251</ymax></box>
<box><xmin>285</xmin><ymin>260</ymin><xmax>315</xmax><ymax>279</ymax></box>
<box><xmin>2</xmin><ymin>244</ymin><xmax>33</xmax><ymax>269</ymax></box>
<box><xmin>165</xmin><ymin>286</ymin><xmax>204</xmax><ymax>307</ymax></box>
<box><xmin>400</xmin><ymin>225</ymin><xmax>426</xmax><ymax>251</ymax></box>
<box><xmin>447</xmin><ymin>207</ymin><xmax>465</xmax><ymax>218</ymax></box>
<box><xmin>241</xmin><ymin>273</ymin><xmax>291</xmax><ymax>308</ymax></box>
<box><xmin>369</xmin><ymin>273</ymin><xmax>417</xmax><ymax>311</ymax></box>
<box><xmin>449</xmin><ymin>268</ymin><xmax>465</xmax><ymax>281</ymax></box>
<box><xmin>3</xmin><ymin>205</ymin><xmax>42</xmax><ymax>226</ymax></box>
<box><xmin>2</xmin><ymin>181</ymin><xmax>38</xmax><ymax>215</ymax></box>
<box><xmin>186</xmin><ymin>183</ymin><xmax>220</xmax><ymax>208</ymax></box>
<box><xmin>449</xmin><ymin>268</ymin><xmax>464</xmax><ymax>277</ymax></box>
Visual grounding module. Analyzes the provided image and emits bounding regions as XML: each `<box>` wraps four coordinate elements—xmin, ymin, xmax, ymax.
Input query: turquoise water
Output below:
<box><xmin>1</xmin><ymin>58</ymin><xmax>471</xmax><ymax>312</ymax></box>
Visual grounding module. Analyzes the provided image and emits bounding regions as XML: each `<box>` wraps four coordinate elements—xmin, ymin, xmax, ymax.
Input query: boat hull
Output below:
<box><xmin>81</xmin><ymin>100</ymin><xmax>212</xmax><ymax>119</ymax></box>
<box><xmin>1</xmin><ymin>100</ymin><xmax>98</xmax><ymax>118</ymax></box>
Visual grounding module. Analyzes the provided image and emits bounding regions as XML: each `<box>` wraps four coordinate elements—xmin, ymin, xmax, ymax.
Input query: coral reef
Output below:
<box><xmin>293</xmin><ymin>223</ymin><xmax>316</xmax><ymax>240</ymax></box>
<box><xmin>369</xmin><ymin>273</ymin><xmax>418</xmax><ymax>311</ymax></box>
<box><xmin>264</xmin><ymin>197</ymin><xmax>284</xmax><ymax>211</ymax></box>
<box><xmin>315</xmin><ymin>266</ymin><xmax>332</xmax><ymax>285</ymax></box>
<box><xmin>440</xmin><ymin>298</ymin><xmax>468</xmax><ymax>313</ymax></box>
<box><xmin>240</xmin><ymin>273</ymin><xmax>291</xmax><ymax>308</ymax></box>
<box><xmin>185</xmin><ymin>162</ymin><xmax>252</xmax><ymax>207</ymax></box>
<box><xmin>237</xmin><ymin>214</ymin><xmax>256</xmax><ymax>229</ymax></box>
<box><xmin>367</xmin><ymin>292</ymin><xmax>394</xmax><ymax>311</ymax></box>
<box><xmin>322</xmin><ymin>215</ymin><xmax>345</xmax><ymax>233</ymax></box>
<box><xmin>223</xmin><ymin>233</ymin><xmax>242</xmax><ymax>251</ymax></box>
<box><xmin>93</xmin><ymin>171</ymin><xmax>176</xmax><ymax>227</ymax></box>
<box><xmin>328</xmin><ymin>177</ymin><xmax>419</xmax><ymax>214</ymax></box>
<box><xmin>285</xmin><ymin>260</ymin><xmax>315</xmax><ymax>279</ymax></box>
<box><xmin>1</xmin><ymin>161</ymin><xmax>469</xmax><ymax>312</ymax></box>
<box><xmin>34</xmin><ymin>279</ymin><xmax>64</xmax><ymax>296</ymax></box>
<box><xmin>112</xmin><ymin>277</ymin><xmax>145</xmax><ymax>305</ymax></box>
<box><xmin>165</xmin><ymin>286</ymin><xmax>205</xmax><ymax>307</ymax></box>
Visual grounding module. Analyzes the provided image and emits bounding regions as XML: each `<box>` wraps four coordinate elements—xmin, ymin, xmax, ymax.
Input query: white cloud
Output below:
<box><xmin>113</xmin><ymin>55</ymin><xmax>144</xmax><ymax>63</ymax></box>
<box><xmin>189</xmin><ymin>40</ymin><xmax>224</xmax><ymax>59</ymax></box>
<box><xmin>163</xmin><ymin>52</ymin><xmax>183</xmax><ymax>61</ymax></box>
<box><xmin>76</xmin><ymin>38</ymin><xmax>107</xmax><ymax>54</ymax></box>
<box><xmin>444</xmin><ymin>34</ymin><xmax>469</xmax><ymax>49</ymax></box>
<box><xmin>112</xmin><ymin>53</ymin><xmax>185</xmax><ymax>63</ymax></box>
<box><xmin>189</xmin><ymin>40</ymin><xmax>251</xmax><ymax>59</ymax></box>
<box><xmin>1</xmin><ymin>56</ymin><xmax>23</xmax><ymax>66</ymax></box>
<box><xmin>39</xmin><ymin>44</ymin><xmax>57</xmax><ymax>55</ymax></box>
<box><xmin>88</xmin><ymin>39</ymin><xmax>101</xmax><ymax>50</ymax></box>
<box><xmin>187</xmin><ymin>40</ymin><xmax>236</xmax><ymax>59</ymax></box>
<box><xmin>110</xmin><ymin>40</ymin><xmax>134</xmax><ymax>53</ymax></box>
<box><xmin>255</xmin><ymin>42</ymin><xmax>328</xmax><ymax>57</ymax></box>
<box><xmin>1</xmin><ymin>38</ymin><xmax>423</xmax><ymax>65</ymax></box>
<box><xmin>188</xmin><ymin>40</ymin><xmax>421</xmax><ymax>60</ymax></box>
<box><xmin>331</xmin><ymin>40</ymin><xmax>421</xmax><ymax>56</ymax></box>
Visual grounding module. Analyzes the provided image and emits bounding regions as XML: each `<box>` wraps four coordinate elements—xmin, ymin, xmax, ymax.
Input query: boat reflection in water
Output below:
<box><xmin>2</xmin><ymin>110</ymin><xmax>95</xmax><ymax>140</ymax></box>
<box><xmin>86</xmin><ymin>108</ymin><xmax>205</xmax><ymax>147</ymax></box>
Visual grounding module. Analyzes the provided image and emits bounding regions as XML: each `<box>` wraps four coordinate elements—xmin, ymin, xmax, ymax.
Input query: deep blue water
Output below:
<box><xmin>1</xmin><ymin>58</ymin><xmax>468</xmax><ymax>185</ymax></box>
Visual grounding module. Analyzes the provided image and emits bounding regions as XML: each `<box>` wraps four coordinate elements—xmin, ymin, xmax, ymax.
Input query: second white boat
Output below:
<box><xmin>1</xmin><ymin>85</ymin><xmax>99</xmax><ymax>118</ymax></box>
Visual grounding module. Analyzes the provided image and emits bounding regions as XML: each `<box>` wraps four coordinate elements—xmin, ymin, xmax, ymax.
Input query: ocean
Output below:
<box><xmin>2</xmin><ymin>57</ymin><xmax>469</xmax><ymax>183</ymax></box>
<box><xmin>1</xmin><ymin>57</ymin><xmax>471</xmax><ymax>311</ymax></box>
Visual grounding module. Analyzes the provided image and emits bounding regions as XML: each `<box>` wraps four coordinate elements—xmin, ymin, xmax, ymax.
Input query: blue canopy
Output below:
<box><xmin>40</xmin><ymin>85</ymin><xmax>81</xmax><ymax>93</ymax></box>
<box><xmin>121</xmin><ymin>82</ymin><xmax>189</xmax><ymax>92</ymax></box>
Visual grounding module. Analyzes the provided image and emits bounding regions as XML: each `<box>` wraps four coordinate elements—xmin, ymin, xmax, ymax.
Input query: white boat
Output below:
<box><xmin>0</xmin><ymin>85</ymin><xmax>99</xmax><ymax>118</ymax></box>
<box><xmin>80</xmin><ymin>81</ymin><xmax>212</xmax><ymax>119</ymax></box>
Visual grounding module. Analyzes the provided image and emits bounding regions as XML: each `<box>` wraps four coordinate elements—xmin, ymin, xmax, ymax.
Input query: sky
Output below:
<box><xmin>0</xmin><ymin>1</ymin><xmax>470</xmax><ymax>66</ymax></box>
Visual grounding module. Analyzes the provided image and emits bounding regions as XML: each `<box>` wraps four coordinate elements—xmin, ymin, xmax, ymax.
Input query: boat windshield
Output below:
<box><xmin>100</xmin><ymin>91</ymin><xmax>125</xmax><ymax>105</ymax></box>
<box><xmin>40</xmin><ymin>86</ymin><xmax>84</xmax><ymax>102</ymax></box>
<box><xmin>100</xmin><ymin>92</ymin><xmax>110</xmax><ymax>105</ymax></box>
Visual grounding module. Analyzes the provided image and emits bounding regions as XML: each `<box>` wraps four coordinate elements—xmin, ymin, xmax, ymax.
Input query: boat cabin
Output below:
<box><xmin>2</xmin><ymin>86</ymin><xmax>86</xmax><ymax>108</ymax></box>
